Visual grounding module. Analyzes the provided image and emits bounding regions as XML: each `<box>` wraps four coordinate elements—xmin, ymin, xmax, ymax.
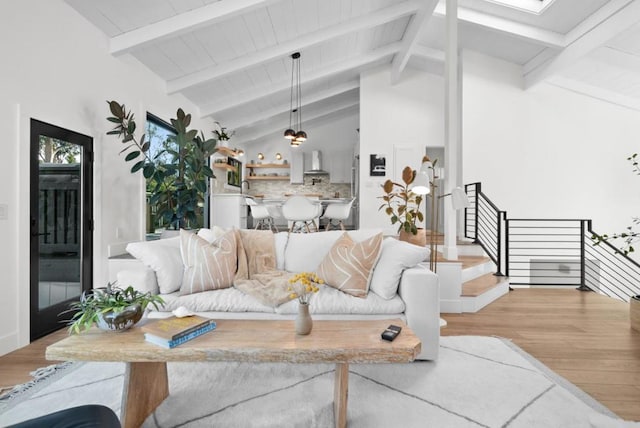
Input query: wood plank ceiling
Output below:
<box><xmin>64</xmin><ymin>0</ymin><xmax>640</xmax><ymax>144</ymax></box>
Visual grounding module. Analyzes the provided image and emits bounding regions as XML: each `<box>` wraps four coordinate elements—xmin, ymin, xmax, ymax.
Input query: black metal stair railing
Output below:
<box><xmin>463</xmin><ymin>182</ymin><xmax>640</xmax><ymax>302</ymax></box>
<box><xmin>464</xmin><ymin>183</ymin><xmax>505</xmax><ymax>276</ymax></box>
<box><xmin>583</xmin><ymin>220</ymin><xmax>640</xmax><ymax>302</ymax></box>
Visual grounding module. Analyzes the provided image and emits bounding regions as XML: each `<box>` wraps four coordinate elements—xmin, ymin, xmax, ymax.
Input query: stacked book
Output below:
<box><xmin>142</xmin><ymin>315</ymin><xmax>216</xmax><ymax>348</ymax></box>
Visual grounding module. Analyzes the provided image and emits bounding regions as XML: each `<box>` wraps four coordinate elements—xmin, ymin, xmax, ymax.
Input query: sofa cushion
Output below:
<box><xmin>370</xmin><ymin>238</ymin><xmax>430</xmax><ymax>299</ymax></box>
<box><xmin>126</xmin><ymin>236</ymin><xmax>182</xmax><ymax>294</ymax></box>
<box><xmin>316</xmin><ymin>232</ymin><xmax>382</xmax><ymax>298</ymax></box>
<box><xmin>179</xmin><ymin>229</ymin><xmax>237</xmax><ymax>295</ymax></box>
<box><xmin>283</xmin><ymin>229</ymin><xmax>382</xmax><ymax>273</ymax></box>
<box><xmin>155</xmin><ymin>288</ymin><xmax>275</xmax><ymax>313</ymax></box>
<box><xmin>275</xmin><ymin>284</ymin><xmax>405</xmax><ymax>315</ymax></box>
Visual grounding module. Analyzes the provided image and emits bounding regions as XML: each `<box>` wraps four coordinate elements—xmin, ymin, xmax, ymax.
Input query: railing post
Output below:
<box><xmin>473</xmin><ymin>183</ymin><xmax>480</xmax><ymax>243</ymax></box>
<box><xmin>577</xmin><ymin>220</ymin><xmax>591</xmax><ymax>292</ymax></box>
<box><xmin>494</xmin><ymin>210</ymin><xmax>504</xmax><ymax>277</ymax></box>
<box><xmin>505</xmin><ymin>218</ymin><xmax>510</xmax><ymax>278</ymax></box>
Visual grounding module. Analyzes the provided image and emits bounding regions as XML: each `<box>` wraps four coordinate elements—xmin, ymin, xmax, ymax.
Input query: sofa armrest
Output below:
<box><xmin>398</xmin><ymin>264</ymin><xmax>440</xmax><ymax>360</ymax></box>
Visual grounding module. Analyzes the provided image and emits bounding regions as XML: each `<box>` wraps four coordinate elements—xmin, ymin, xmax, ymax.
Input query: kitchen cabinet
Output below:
<box><xmin>329</xmin><ymin>150</ymin><xmax>352</xmax><ymax>184</ymax></box>
<box><xmin>290</xmin><ymin>151</ymin><xmax>304</xmax><ymax>184</ymax></box>
<box><xmin>211</xmin><ymin>194</ymin><xmax>247</xmax><ymax>229</ymax></box>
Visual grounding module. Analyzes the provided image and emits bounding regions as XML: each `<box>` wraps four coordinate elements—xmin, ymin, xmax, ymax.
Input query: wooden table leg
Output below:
<box><xmin>121</xmin><ymin>362</ymin><xmax>169</xmax><ymax>428</ymax></box>
<box><xmin>334</xmin><ymin>362</ymin><xmax>349</xmax><ymax>428</ymax></box>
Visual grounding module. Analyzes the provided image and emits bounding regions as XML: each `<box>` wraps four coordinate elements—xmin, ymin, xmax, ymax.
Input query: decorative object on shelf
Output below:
<box><xmin>105</xmin><ymin>101</ymin><xmax>218</xmax><ymax>229</ymax></box>
<box><xmin>379</xmin><ymin>165</ymin><xmax>425</xmax><ymax>246</ymax></box>
<box><xmin>212</xmin><ymin>121</ymin><xmax>235</xmax><ymax>146</ymax></box>
<box><xmin>288</xmin><ymin>272</ymin><xmax>323</xmax><ymax>335</ymax></box>
<box><xmin>284</xmin><ymin>52</ymin><xmax>307</xmax><ymax>147</ymax></box>
<box><xmin>411</xmin><ymin>156</ymin><xmax>470</xmax><ymax>272</ymax></box>
<box><xmin>275</xmin><ymin>152</ymin><xmax>282</xmax><ymax>161</ymax></box>
<box><xmin>64</xmin><ymin>283</ymin><xmax>164</xmax><ymax>334</ymax></box>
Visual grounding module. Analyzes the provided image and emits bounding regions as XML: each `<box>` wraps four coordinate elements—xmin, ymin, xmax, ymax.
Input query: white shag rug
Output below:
<box><xmin>1</xmin><ymin>336</ymin><xmax>638</xmax><ymax>428</ymax></box>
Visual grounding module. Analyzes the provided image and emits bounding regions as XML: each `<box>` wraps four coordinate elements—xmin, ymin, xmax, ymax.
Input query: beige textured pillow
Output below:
<box><xmin>179</xmin><ymin>229</ymin><xmax>237</xmax><ymax>295</ymax></box>
<box><xmin>316</xmin><ymin>232</ymin><xmax>383</xmax><ymax>298</ymax></box>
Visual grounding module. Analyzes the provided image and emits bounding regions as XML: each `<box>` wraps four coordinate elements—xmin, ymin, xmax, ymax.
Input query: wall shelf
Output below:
<box><xmin>246</xmin><ymin>163</ymin><xmax>289</xmax><ymax>168</ymax></box>
<box><xmin>246</xmin><ymin>176</ymin><xmax>290</xmax><ymax>181</ymax></box>
<box><xmin>212</xmin><ymin>163</ymin><xmax>235</xmax><ymax>171</ymax></box>
<box><xmin>216</xmin><ymin>146</ymin><xmax>239</xmax><ymax>157</ymax></box>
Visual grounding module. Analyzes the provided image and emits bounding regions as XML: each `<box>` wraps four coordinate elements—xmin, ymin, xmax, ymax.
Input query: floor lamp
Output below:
<box><xmin>411</xmin><ymin>158</ymin><xmax>470</xmax><ymax>273</ymax></box>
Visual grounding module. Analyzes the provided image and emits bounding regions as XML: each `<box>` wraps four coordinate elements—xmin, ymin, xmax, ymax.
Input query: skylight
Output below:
<box><xmin>483</xmin><ymin>0</ymin><xmax>556</xmax><ymax>15</ymax></box>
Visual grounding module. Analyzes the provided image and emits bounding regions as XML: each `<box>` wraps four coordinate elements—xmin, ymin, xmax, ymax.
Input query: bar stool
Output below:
<box><xmin>321</xmin><ymin>198</ymin><xmax>355</xmax><ymax>231</ymax></box>
<box><xmin>282</xmin><ymin>196</ymin><xmax>320</xmax><ymax>233</ymax></box>
<box><xmin>246</xmin><ymin>198</ymin><xmax>276</xmax><ymax>231</ymax></box>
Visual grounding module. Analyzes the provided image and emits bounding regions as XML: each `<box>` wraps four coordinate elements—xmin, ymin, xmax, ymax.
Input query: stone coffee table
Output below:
<box><xmin>46</xmin><ymin>318</ymin><xmax>421</xmax><ymax>428</ymax></box>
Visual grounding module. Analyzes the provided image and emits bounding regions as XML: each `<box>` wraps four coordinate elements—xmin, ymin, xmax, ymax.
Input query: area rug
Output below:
<box><xmin>1</xmin><ymin>336</ymin><xmax>638</xmax><ymax>427</ymax></box>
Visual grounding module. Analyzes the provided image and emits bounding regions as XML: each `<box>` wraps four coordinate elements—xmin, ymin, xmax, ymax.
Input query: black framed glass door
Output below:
<box><xmin>30</xmin><ymin>119</ymin><xmax>93</xmax><ymax>340</ymax></box>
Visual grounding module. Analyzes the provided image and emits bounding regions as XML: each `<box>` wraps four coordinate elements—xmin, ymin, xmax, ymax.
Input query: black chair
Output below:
<box><xmin>7</xmin><ymin>404</ymin><xmax>120</xmax><ymax>428</ymax></box>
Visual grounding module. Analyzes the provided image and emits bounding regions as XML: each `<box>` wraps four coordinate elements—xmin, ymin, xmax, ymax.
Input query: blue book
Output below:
<box><xmin>144</xmin><ymin>322</ymin><xmax>216</xmax><ymax>348</ymax></box>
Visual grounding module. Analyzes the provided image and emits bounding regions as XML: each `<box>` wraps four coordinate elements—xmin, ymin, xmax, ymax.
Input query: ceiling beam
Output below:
<box><xmin>412</xmin><ymin>45</ymin><xmax>445</xmax><ymax>63</ymax></box>
<box><xmin>524</xmin><ymin>0</ymin><xmax>640</xmax><ymax>88</ymax></box>
<box><xmin>590</xmin><ymin>46</ymin><xmax>640</xmax><ymax>74</ymax></box>
<box><xmin>110</xmin><ymin>0</ymin><xmax>274</xmax><ymax>56</ymax></box>
<box><xmin>433</xmin><ymin>4</ymin><xmax>565</xmax><ymax>49</ymax></box>
<box><xmin>235</xmin><ymin>99</ymin><xmax>360</xmax><ymax>144</ymax></box>
<box><xmin>167</xmin><ymin>0</ymin><xmax>419</xmax><ymax>94</ymax></box>
<box><xmin>200</xmin><ymin>42</ymin><xmax>400</xmax><ymax>118</ymax></box>
<box><xmin>390</xmin><ymin>0</ymin><xmax>439</xmax><ymax>84</ymax></box>
<box><xmin>239</xmin><ymin>104</ymin><xmax>360</xmax><ymax>146</ymax></box>
<box><xmin>226</xmin><ymin>81</ymin><xmax>360</xmax><ymax>130</ymax></box>
<box><xmin>547</xmin><ymin>75</ymin><xmax>640</xmax><ymax>112</ymax></box>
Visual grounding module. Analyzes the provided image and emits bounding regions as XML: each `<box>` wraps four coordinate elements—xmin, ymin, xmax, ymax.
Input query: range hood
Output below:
<box><xmin>304</xmin><ymin>150</ymin><xmax>329</xmax><ymax>175</ymax></box>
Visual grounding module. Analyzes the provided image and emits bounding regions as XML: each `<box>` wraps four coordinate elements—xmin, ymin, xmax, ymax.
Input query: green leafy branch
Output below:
<box><xmin>592</xmin><ymin>153</ymin><xmax>639</xmax><ymax>255</ymax></box>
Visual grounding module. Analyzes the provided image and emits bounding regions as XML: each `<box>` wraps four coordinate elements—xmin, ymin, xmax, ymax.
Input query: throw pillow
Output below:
<box><xmin>370</xmin><ymin>238</ymin><xmax>430</xmax><ymax>300</ymax></box>
<box><xmin>126</xmin><ymin>236</ymin><xmax>183</xmax><ymax>294</ymax></box>
<box><xmin>197</xmin><ymin>226</ymin><xmax>226</xmax><ymax>243</ymax></box>
<box><xmin>316</xmin><ymin>232</ymin><xmax>383</xmax><ymax>298</ymax></box>
<box><xmin>179</xmin><ymin>229</ymin><xmax>237</xmax><ymax>295</ymax></box>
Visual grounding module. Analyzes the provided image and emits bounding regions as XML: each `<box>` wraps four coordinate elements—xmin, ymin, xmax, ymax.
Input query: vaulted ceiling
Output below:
<box><xmin>65</xmin><ymin>0</ymin><xmax>640</xmax><ymax>145</ymax></box>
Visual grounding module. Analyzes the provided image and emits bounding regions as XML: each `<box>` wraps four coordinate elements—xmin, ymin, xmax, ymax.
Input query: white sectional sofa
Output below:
<box><xmin>109</xmin><ymin>229</ymin><xmax>440</xmax><ymax>360</ymax></box>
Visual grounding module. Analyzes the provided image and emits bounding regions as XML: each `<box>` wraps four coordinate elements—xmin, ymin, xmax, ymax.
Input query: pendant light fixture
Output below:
<box><xmin>284</xmin><ymin>52</ymin><xmax>307</xmax><ymax>147</ymax></box>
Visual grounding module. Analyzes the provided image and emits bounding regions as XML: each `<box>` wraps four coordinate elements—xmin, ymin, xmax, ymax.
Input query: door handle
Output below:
<box><xmin>31</xmin><ymin>232</ymin><xmax>50</xmax><ymax>237</ymax></box>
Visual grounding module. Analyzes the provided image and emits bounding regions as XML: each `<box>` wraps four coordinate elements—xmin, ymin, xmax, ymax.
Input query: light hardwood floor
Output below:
<box><xmin>1</xmin><ymin>289</ymin><xmax>639</xmax><ymax>421</ymax></box>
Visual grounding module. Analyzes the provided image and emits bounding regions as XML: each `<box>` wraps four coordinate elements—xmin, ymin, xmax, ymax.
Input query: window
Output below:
<box><xmin>484</xmin><ymin>0</ymin><xmax>554</xmax><ymax>14</ymax></box>
<box><xmin>144</xmin><ymin>113</ymin><xmax>209</xmax><ymax>240</ymax></box>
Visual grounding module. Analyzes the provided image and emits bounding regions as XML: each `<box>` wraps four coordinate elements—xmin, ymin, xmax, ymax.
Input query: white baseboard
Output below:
<box><xmin>0</xmin><ymin>332</ymin><xmax>19</xmax><ymax>357</ymax></box>
<box><xmin>440</xmin><ymin>299</ymin><xmax>462</xmax><ymax>314</ymax></box>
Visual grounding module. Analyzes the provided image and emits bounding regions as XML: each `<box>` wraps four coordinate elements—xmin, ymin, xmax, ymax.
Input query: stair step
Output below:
<box><xmin>437</xmin><ymin>254</ymin><xmax>491</xmax><ymax>270</ymax></box>
<box><xmin>462</xmin><ymin>273</ymin><xmax>508</xmax><ymax>297</ymax></box>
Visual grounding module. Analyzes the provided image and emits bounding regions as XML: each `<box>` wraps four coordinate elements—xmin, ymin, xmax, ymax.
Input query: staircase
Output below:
<box><xmin>428</xmin><ymin>233</ymin><xmax>510</xmax><ymax>313</ymax></box>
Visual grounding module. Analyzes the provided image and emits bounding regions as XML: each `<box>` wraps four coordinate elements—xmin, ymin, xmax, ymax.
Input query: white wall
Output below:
<box><xmin>0</xmin><ymin>0</ymin><xmax>210</xmax><ymax>355</ymax></box>
<box><xmin>359</xmin><ymin>65</ymin><xmax>445</xmax><ymax>234</ymax></box>
<box><xmin>462</xmin><ymin>51</ymin><xmax>639</xmax><ymax>242</ymax></box>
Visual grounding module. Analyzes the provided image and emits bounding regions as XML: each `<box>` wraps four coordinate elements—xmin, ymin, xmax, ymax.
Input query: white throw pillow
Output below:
<box><xmin>197</xmin><ymin>226</ymin><xmax>227</xmax><ymax>243</ymax></box>
<box><xmin>370</xmin><ymin>238</ymin><xmax>430</xmax><ymax>300</ymax></box>
<box><xmin>126</xmin><ymin>236</ymin><xmax>183</xmax><ymax>294</ymax></box>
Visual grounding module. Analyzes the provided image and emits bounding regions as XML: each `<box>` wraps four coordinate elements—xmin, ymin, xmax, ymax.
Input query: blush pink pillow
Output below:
<box><xmin>316</xmin><ymin>232</ymin><xmax>382</xmax><ymax>298</ymax></box>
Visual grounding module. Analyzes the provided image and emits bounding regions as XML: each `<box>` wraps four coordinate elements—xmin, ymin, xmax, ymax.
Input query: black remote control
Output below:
<box><xmin>381</xmin><ymin>325</ymin><xmax>402</xmax><ymax>342</ymax></box>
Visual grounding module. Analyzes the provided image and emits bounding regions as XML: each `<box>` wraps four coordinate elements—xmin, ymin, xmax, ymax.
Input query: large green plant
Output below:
<box><xmin>378</xmin><ymin>166</ymin><xmax>425</xmax><ymax>235</ymax></box>
<box><xmin>106</xmin><ymin>101</ymin><xmax>218</xmax><ymax>229</ymax></box>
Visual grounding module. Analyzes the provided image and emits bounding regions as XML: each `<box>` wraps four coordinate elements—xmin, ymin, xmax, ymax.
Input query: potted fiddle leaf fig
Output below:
<box><xmin>106</xmin><ymin>101</ymin><xmax>219</xmax><ymax>230</ymax></box>
<box><xmin>379</xmin><ymin>165</ymin><xmax>426</xmax><ymax>245</ymax></box>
